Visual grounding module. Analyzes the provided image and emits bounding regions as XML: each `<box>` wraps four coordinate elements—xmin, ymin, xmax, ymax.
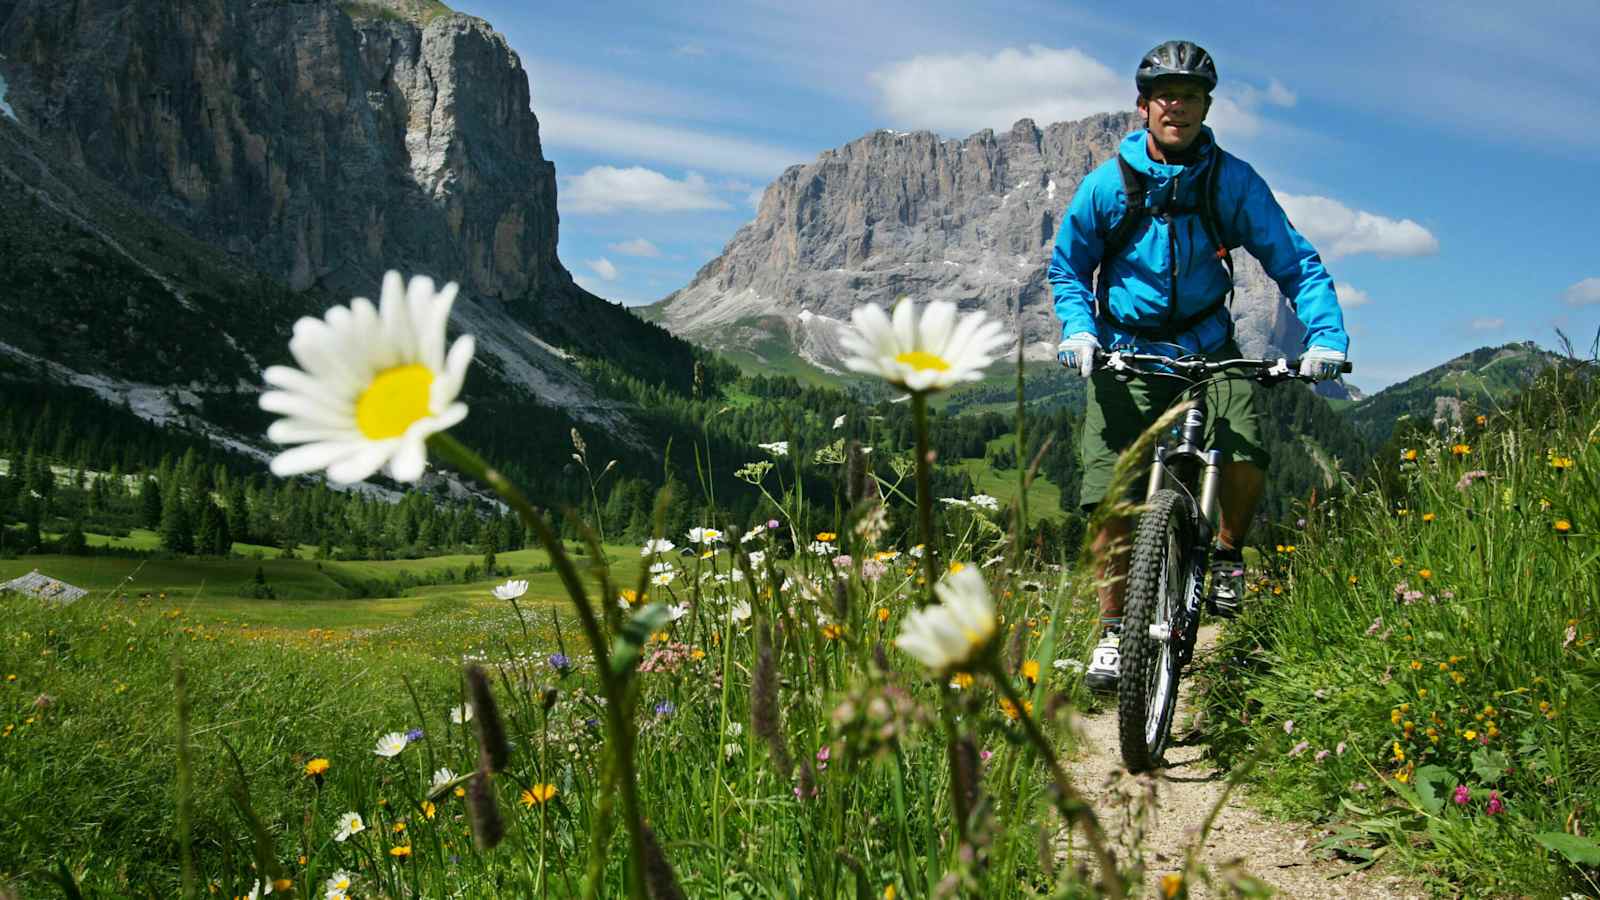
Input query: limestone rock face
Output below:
<box><xmin>0</xmin><ymin>0</ymin><xmax>569</xmax><ymax>301</ymax></box>
<box><xmin>655</xmin><ymin>113</ymin><xmax>1312</xmax><ymax>370</ymax></box>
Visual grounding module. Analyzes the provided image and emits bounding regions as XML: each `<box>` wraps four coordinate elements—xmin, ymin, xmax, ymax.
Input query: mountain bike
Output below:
<box><xmin>1093</xmin><ymin>348</ymin><xmax>1352</xmax><ymax>773</ymax></box>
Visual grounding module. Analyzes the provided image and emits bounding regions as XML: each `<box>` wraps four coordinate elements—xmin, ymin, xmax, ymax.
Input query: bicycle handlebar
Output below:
<box><xmin>1090</xmin><ymin>349</ymin><xmax>1353</xmax><ymax>383</ymax></box>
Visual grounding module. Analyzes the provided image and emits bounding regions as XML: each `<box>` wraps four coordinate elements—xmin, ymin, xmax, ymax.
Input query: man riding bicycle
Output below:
<box><xmin>1046</xmin><ymin>40</ymin><xmax>1350</xmax><ymax>692</ymax></box>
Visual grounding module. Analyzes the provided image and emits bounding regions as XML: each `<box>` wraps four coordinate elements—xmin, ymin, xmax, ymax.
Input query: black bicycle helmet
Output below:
<box><xmin>1136</xmin><ymin>40</ymin><xmax>1217</xmax><ymax>95</ymax></box>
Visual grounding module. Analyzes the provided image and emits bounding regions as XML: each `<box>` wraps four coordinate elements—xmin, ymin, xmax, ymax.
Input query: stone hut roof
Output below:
<box><xmin>0</xmin><ymin>569</ymin><xmax>88</xmax><ymax>605</ymax></box>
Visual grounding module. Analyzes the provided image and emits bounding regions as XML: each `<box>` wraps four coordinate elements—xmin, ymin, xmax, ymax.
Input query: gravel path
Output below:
<box><xmin>1058</xmin><ymin>625</ymin><xmax>1422</xmax><ymax>898</ymax></box>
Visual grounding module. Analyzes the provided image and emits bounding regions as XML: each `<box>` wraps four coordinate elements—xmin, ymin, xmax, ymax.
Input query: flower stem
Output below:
<box><xmin>428</xmin><ymin>432</ymin><xmax>649</xmax><ymax>899</ymax></box>
<box><xmin>911</xmin><ymin>392</ymin><xmax>937</xmax><ymax>605</ymax></box>
<box><xmin>986</xmin><ymin>659</ymin><xmax>1124</xmax><ymax>899</ymax></box>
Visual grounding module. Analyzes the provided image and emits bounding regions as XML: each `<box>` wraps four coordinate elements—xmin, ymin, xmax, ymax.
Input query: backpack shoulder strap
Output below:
<box><xmin>1103</xmin><ymin>155</ymin><xmax>1147</xmax><ymax>260</ymax></box>
<box><xmin>1199</xmin><ymin>148</ymin><xmax>1235</xmax><ymax>301</ymax></box>
<box><xmin>1093</xmin><ymin>156</ymin><xmax>1147</xmax><ymax>311</ymax></box>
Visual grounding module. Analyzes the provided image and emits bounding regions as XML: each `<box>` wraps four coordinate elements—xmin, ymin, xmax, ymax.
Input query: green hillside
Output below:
<box><xmin>1342</xmin><ymin>342</ymin><xmax>1559</xmax><ymax>444</ymax></box>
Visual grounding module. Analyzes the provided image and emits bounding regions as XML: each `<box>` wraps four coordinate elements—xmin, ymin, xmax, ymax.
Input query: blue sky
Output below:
<box><xmin>451</xmin><ymin>0</ymin><xmax>1599</xmax><ymax>391</ymax></box>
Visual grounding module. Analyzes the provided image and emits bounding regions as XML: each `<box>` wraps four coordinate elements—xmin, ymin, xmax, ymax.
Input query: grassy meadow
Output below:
<box><xmin>5</xmin><ymin>353</ymin><xmax>1599</xmax><ymax>898</ymax></box>
<box><xmin>1197</xmin><ymin>360</ymin><xmax>1600</xmax><ymax>895</ymax></box>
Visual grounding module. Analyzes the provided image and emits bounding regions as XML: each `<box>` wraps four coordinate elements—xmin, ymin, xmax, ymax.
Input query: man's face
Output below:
<box><xmin>1139</xmin><ymin>78</ymin><xmax>1210</xmax><ymax>153</ymax></box>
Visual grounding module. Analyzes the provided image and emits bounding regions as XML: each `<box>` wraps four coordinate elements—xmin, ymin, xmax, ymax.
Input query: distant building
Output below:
<box><xmin>0</xmin><ymin>569</ymin><xmax>88</xmax><ymax>605</ymax></box>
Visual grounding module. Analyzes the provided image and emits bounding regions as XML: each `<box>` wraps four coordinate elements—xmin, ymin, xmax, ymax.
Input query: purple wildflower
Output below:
<box><xmin>1486</xmin><ymin>790</ymin><xmax>1503</xmax><ymax>815</ymax></box>
<box><xmin>548</xmin><ymin>653</ymin><xmax>571</xmax><ymax>673</ymax></box>
<box><xmin>1314</xmin><ymin>749</ymin><xmax>1330</xmax><ymax>763</ymax></box>
<box><xmin>1283</xmin><ymin>720</ymin><xmax>1295</xmax><ymax>735</ymax></box>
<box><xmin>1453</xmin><ymin>785</ymin><xmax>1469</xmax><ymax>805</ymax></box>
<box><xmin>405</xmin><ymin>728</ymin><xmax>425</xmax><ymax>742</ymax></box>
<box><xmin>1456</xmin><ymin>469</ymin><xmax>1489</xmax><ymax>491</ymax></box>
<box><xmin>1288</xmin><ymin>741</ymin><xmax>1310</xmax><ymax>757</ymax></box>
<box><xmin>767</xmin><ymin>519</ymin><xmax>780</xmax><ymax>531</ymax></box>
<box><xmin>653</xmin><ymin>700</ymin><xmax>676</xmax><ymax>717</ymax></box>
<box><xmin>1365</xmin><ymin>617</ymin><xmax>1383</xmax><ymax>636</ymax></box>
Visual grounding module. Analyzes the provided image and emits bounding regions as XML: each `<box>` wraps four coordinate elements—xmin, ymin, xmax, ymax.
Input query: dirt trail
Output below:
<box><xmin>1060</xmin><ymin>625</ymin><xmax>1419</xmax><ymax>898</ymax></box>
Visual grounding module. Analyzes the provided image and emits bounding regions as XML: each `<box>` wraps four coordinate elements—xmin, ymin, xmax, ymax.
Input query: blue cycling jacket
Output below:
<box><xmin>1048</xmin><ymin>127</ymin><xmax>1348</xmax><ymax>356</ymax></box>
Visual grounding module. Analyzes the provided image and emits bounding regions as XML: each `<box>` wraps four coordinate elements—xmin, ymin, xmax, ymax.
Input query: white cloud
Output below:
<box><xmin>1335</xmin><ymin>282</ymin><xmax>1371</xmax><ymax>308</ymax></box>
<box><xmin>587</xmin><ymin>258</ymin><xmax>620</xmax><ymax>281</ymax></box>
<box><xmin>1274</xmin><ymin>193</ymin><xmax>1440</xmax><ymax>260</ymax></box>
<box><xmin>608</xmin><ymin>238</ymin><xmax>662</xmax><ymax>258</ymax></box>
<box><xmin>563</xmin><ymin>166</ymin><xmax>731</xmax><ymax>215</ymax></box>
<box><xmin>871</xmin><ymin>45</ymin><xmax>1125</xmax><ymax>135</ymax></box>
<box><xmin>1470</xmin><ymin>317</ymin><xmax>1505</xmax><ymax>331</ymax></box>
<box><xmin>1562</xmin><ymin>277</ymin><xmax>1600</xmax><ymax>307</ymax></box>
<box><xmin>747</xmin><ymin>189</ymin><xmax>765</xmax><ymax>209</ymax></box>
<box><xmin>538</xmin><ymin>108</ymin><xmax>805</xmax><ymax>178</ymax></box>
<box><xmin>869</xmin><ymin>44</ymin><xmax>1295</xmax><ymax>140</ymax></box>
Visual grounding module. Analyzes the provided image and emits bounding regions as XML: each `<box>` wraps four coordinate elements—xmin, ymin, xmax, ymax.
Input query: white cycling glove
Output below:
<box><xmin>1057</xmin><ymin>332</ymin><xmax>1100</xmax><ymax>378</ymax></box>
<box><xmin>1298</xmin><ymin>346</ymin><xmax>1346</xmax><ymax>382</ymax></box>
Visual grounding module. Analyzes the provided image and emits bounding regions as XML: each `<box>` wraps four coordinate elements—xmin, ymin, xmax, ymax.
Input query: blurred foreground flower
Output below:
<box><xmin>840</xmin><ymin>299</ymin><xmax>1010</xmax><ymax>393</ymax></box>
<box><xmin>894</xmin><ymin>566</ymin><xmax>996</xmax><ymax>671</ymax></box>
<box><xmin>259</xmin><ymin>271</ymin><xmax>474</xmax><ymax>483</ymax></box>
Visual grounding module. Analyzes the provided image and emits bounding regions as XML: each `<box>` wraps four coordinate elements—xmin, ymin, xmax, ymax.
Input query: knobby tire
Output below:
<box><xmin>1117</xmin><ymin>488</ymin><xmax>1197</xmax><ymax>773</ymax></box>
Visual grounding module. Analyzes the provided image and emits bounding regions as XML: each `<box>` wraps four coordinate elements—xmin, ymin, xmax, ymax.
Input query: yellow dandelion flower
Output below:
<box><xmin>1396</xmin><ymin>765</ymin><xmax>1413</xmax><ymax>784</ymax></box>
<box><xmin>273</xmin><ymin>879</ymin><xmax>293</xmax><ymax>892</ymax></box>
<box><xmin>1022</xmin><ymin>660</ymin><xmax>1040</xmax><ymax>684</ymax></box>
<box><xmin>947</xmin><ymin>561</ymin><xmax>966</xmax><ymax>574</ymax></box>
<box><xmin>1438</xmin><ymin>662</ymin><xmax>1449</xmax><ymax>671</ymax></box>
<box><xmin>1418</xmin><ymin>568</ymin><xmax>1433</xmax><ymax>580</ymax></box>
<box><xmin>1451</xmin><ymin>671</ymin><xmax>1465</xmax><ymax>685</ymax></box>
<box><xmin>885</xmin><ymin>887</ymin><xmax>897</xmax><ymax>900</ymax></box>
<box><xmin>1422</xmin><ymin>512</ymin><xmax>1436</xmax><ymax>523</ymax></box>
<box><xmin>392</xmin><ymin>821</ymin><xmax>406</xmax><ymax>834</ymax></box>
<box><xmin>1402</xmin><ymin>448</ymin><xmax>1418</xmax><ymax>461</ymax></box>
<box><xmin>1450</xmin><ymin>443</ymin><xmax>1471</xmax><ymax>457</ymax></box>
<box><xmin>877</xmin><ymin>607</ymin><xmax>890</xmax><ymax>623</ymax></box>
<box><xmin>1390</xmin><ymin>708</ymin><xmax>1402</xmax><ymax>725</ymax></box>
<box><xmin>1391</xmin><ymin>555</ymin><xmax>1404</xmax><ymax>566</ymax></box>
<box><xmin>1426</xmin><ymin>727</ymin><xmax>1439</xmax><ymax>743</ymax></box>
<box><xmin>1554</xmin><ymin>519</ymin><xmax>1572</xmax><ymax>534</ymax></box>
<box><xmin>999</xmin><ymin>697</ymin><xmax>1032</xmax><ymax>720</ymax></box>
<box><xmin>1160</xmin><ymin>874</ymin><xmax>1184</xmax><ymax>898</ymax></box>
<box><xmin>389</xmin><ymin>845</ymin><xmax>412</xmax><ymax>857</ymax></box>
<box><xmin>1348</xmin><ymin>575</ymin><xmax>1359</xmax><ymax>585</ymax></box>
<box><xmin>422</xmin><ymin>800</ymin><xmax>436</xmax><ymax>819</ymax></box>
<box><xmin>949</xmin><ymin>672</ymin><xmax>974</xmax><ymax>690</ymax></box>
<box><xmin>1475</xmin><ymin>414</ymin><xmax>1487</xmax><ymax>427</ymax></box>
<box><xmin>821</xmin><ymin>623</ymin><xmax>844</xmax><ymax>640</ymax></box>
<box><xmin>520</xmin><ymin>784</ymin><xmax>558</xmax><ymax>807</ymax></box>
<box><xmin>1418</xmin><ymin>688</ymin><xmax>1428</xmax><ymax>698</ymax></box>
<box><xmin>1409</xmin><ymin>660</ymin><xmax>1423</xmax><ymax>671</ymax></box>
<box><xmin>815</xmin><ymin>532</ymin><xmax>837</xmax><ymax>542</ymax></box>
<box><xmin>304</xmin><ymin>757</ymin><xmax>330</xmax><ymax>777</ymax></box>
<box><xmin>1392</xmin><ymin>742</ymin><xmax>1405</xmax><ymax>762</ymax></box>
<box><xmin>1551</xmin><ymin>456</ymin><xmax>1575</xmax><ymax>470</ymax></box>
<box><xmin>1463</xmin><ymin>729</ymin><xmax>1478</xmax><ymax>741</ymax></box>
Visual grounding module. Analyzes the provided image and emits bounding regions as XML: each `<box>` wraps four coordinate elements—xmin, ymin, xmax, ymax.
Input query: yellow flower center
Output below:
<box><xmin>894</xmin><ymin>350</ymin><xmax>950</xmax><ymax>372</ymax></box>
<box><xmin>356</xmin><ymin>364</ymin><xmax>434</xmax><ymax>439</ymax></box>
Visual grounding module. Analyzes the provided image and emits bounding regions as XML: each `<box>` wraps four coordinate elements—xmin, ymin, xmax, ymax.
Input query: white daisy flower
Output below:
<box><xmin>840</xmin><ymin>299</ymin><xmax>1010</xmax><ymax>394</ymax></box>
<box><xmin>651</xmin><ymin>572</ymin><xmax>674</xmax><ymax>587</ymax></box>
<box><xmin>730</xmin><ymin>600</ymin><xmax>752</xmax><ymax>623</ymax></box>
<box><xmin>939</xmin><ymin>497</ymin><xmax>971</xmax><ymax>508</ymax></box>
<box><xmin>246</xmin><ymin>878</ymin><xmax>271</xmax><ymax>899</ymax></box>
<box><xmin>641</xmin><ymin>538</ymin><xmax>676</xmax><ymax>556</ymax></box>
<box><xmin>747</xmin><ymin>550</ymin><xmax>766</xmax><ymax>568</ymax></box>
<box><xmin>808</xmin><ymin>540</ymin><xmax>836</xmax><ymax>556</ymax></box>
<box><xmin>492</xmin><ymin>579</ymin><xmax>528</xmax><ymax>601</ymax></box>
<box><xmin>648</xmin><ymin>561</ymin><xmax>675</xmax><ymax>574</ymax></box>
<box><xmin>450</xmin><ymin>704</ymin><xmax>472</xmax><ymax>724</ymax></box>
<box><xmin>909</xmin><ymin>544</ymin><xmax>925</xmax><ymax>558</ymax></box>
<box><xmin>687</xmin><ymin>527</ymin><xmax>723</xmax><ymax>545</ymax></box>
<box><xmin>894</xmin><ymin>566</ymin><xmax>997</xmax><ymax>672</ymax></box>
<box><xmin>740</xmin><ymin>525</ymin><xmax>767</xmax><ymax>544</ymax></box>
<box><xmin>833</xmin><ymin>414</ymin><xmax>847</xmax><ymax>429</ymax></box>
<box><xmin>333</xmin><ymin>811</ymin><xmax>366</xmax><ymax>842</ymax></box>
<box><xmin>324</xmin><ymin>870</ymin><xmax>355</xmax><ymax>899</ymax></box>
<box><xmin>1053</xmin><ymin>658</ymin><xmax>1085</xmax><ymax>673</ymax></box>
<box><xmin>259</xmin><ymin>271</ymin><xmax>474</xmax><ymax>484</ymax></box>
<box><xmin>373</xmin><ymin>731</ymin><xmax>408</xmax><ymax>757</ymax></box>
<box><xmin>431</xmin><ymin>768</ymin><xmax>457</xmax><ymax>790</ymax></box>
<box><xmin>757</xmin><ymin>441</ymin><xmax>789</xmax><ymax>457</ymax></box>
<box><xmin>969</xmin><ymin>494</ymin><xmax>1000</xmax><ymax>512</ymax></box>
<box><xmin>665</xmin><ymin>603</ymin><xmax>689</xmax><ymax>622</ymax></box>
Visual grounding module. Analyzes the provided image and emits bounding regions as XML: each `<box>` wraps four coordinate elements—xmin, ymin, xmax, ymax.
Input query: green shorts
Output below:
<box><xmin>1078</xmin><ymin>340</ymin><xmax>1271</xmax><ymax>511</ymax></box>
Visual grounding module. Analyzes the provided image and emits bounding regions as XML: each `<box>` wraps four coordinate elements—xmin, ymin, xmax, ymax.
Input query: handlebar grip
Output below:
<box><xmin>1339</xmin><ymin>361</ymin><xmax>1354</xmax><ymax>374</ymax></box>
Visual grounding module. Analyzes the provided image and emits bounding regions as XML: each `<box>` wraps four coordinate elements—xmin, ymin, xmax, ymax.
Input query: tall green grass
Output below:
<box><xmin>1199</xmin><ymin>358</ymin><xmax>1600</xmax><ymax>895</ymax></box>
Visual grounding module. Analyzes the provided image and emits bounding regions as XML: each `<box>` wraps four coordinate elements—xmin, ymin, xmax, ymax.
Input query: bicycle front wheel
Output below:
<box><xmin>1117</xmin><ymin>488</ymin><xmax>1199</xmax><ymax>773</ymax></box>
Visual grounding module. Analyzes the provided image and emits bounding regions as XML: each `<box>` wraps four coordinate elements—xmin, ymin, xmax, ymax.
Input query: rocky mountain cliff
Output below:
<box><xmin>0</xmin><ymin>0</ymin><xmax>563</xmax><ymax>301</ymax></box>
<box><xmin>651</xmin><ymin>113</ymin><xmax>1315</xmax><ymax>373</ymax></box>
<box><xmin>0</xmin><ymin>0</ymin><xmax>708</xmax><ymax>461</ymax></box>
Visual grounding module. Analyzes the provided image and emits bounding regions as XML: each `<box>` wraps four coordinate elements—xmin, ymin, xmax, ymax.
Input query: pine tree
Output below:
<box><xmin>159</xmin><ymin>484</ymin><xmax>195</xmax><ymax>554</ymax></box>
<box><xmin>60</xmin><ymin>518</ymin><xmax>88</xmax><ymax>555</ymax></box>
<box><xmin>141</xmin><ymin>478</ymin><xmax>163</xmax><ymax>530</ymax></box>
<box><xmin>196</xmin><ymin>502</ymin><xmax>223</xmax><ymax>556</ymax></box>
<box><xmin>480</xmin><ymin>518</ymin><xmax>499</xmax><ymax>574</ymax></box>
